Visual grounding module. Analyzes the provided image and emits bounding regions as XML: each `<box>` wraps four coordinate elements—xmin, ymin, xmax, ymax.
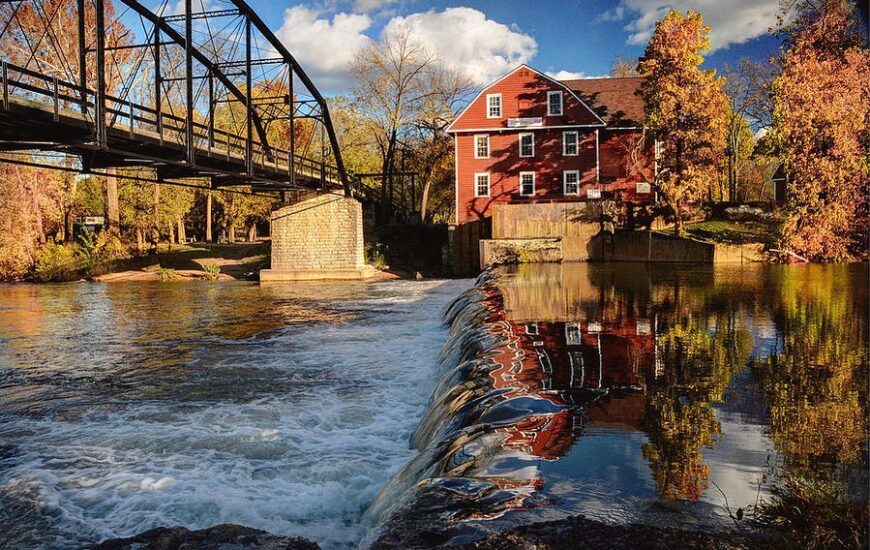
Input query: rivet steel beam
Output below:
<box><xmin>95</xmin><ymin>0</ymin><xmax>107</xmax><ymax>147</ymax></box>
<box><xmin>161</xmin><ymin>9</ymin><xmax>239</xmax><ymax>22</ymax></box>
<box><xmin>184</xmin><ymin>0</ymin><xmax>194</xmax><ymax>166</ymax></box>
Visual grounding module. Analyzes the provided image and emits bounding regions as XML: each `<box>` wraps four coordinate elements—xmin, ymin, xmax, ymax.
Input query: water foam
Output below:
<box><xmin>0</xmin><ymin>278</ymin><xmax>470</xmax><ymax>549</ymax></box>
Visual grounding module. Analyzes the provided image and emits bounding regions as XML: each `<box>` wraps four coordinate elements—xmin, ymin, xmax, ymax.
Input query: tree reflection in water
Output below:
<box><xmin>369</xmin><ymin>263</ymin><xmax>868</xmax><ymax>546</ymax></box>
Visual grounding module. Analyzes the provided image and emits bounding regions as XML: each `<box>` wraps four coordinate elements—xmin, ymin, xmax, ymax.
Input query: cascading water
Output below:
<box><xmin>362</xmin><ymin>268</ymin><xmax>585</xmax><ymax>547</ymax></box>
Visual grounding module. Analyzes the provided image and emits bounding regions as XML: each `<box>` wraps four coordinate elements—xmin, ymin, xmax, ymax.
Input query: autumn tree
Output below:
<box><xmin>638</xmin><ymin>10</ymin><xmax>730</xmax><ymax>235</ymax></box>
<box><xmin>771</xmin><ymin>0</ymin><xmax>869</xmax><ymax>261</ymax></box>
<box><xmin>351</xmin><ymin>29</ymin><xmax>472</xmax><ymax>220</ymax></box>
<box><xmin>610</xmin><ymin>56</ymin><xmax>639</xmax><ymax>77</ymax></box>
<box><xmin>0</xmin><ymin>0</ymin><xmax>132</xmax><ymax>239</ymax></box>
<box><xmin>213</xmin><ymin>191</ymin><xmax>273</xmax><ymax>243</ymax></box>
<box><xmin>722</xmin><ymin>59</ymin><xmax>774</xmax><ymax>201</ymax></box>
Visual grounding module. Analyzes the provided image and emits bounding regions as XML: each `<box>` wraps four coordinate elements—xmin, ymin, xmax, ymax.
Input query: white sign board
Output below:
<box><xmin>507</xmin><ymin>117</ymin><xmax>543</xmax><ymax>128</ymax></box>
<box><xmin>636</xmin><ymin>182</ymin><xmax>652</xmax><ymax>194</ymax></box>
<box><xmin>81</xmin><ymin>216</ymin><xmax>105</xmax><ymax>225</ymax></box>
<box><xmin>586</xmin><ymin>188</ymin><xmax>601</xmax><ymax>199</ymax></box>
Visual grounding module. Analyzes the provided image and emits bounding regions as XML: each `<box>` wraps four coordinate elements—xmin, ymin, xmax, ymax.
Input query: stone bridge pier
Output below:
<box><xmin>260</xmin><ymin>193</ymin><xmax>378</xmax><ymax>281</ymax></box>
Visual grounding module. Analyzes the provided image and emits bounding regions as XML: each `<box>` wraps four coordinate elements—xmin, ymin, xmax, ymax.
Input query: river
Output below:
<box><xmin>1</xmin><ymin>264</ymin><xmax>867</xmax><ymax>549</ymax></box>
<box><xmin>0</xmin><ymin>279</ymin><xmax>470</xmax><ymax>549</ymax></box>
<box><xmin>364</xmin><ymin>262</ymin><xmax>869</xmax><ymax>547</ymax></box>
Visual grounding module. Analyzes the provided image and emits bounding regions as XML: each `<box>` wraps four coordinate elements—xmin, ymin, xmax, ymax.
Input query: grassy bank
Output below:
<box><xmin>25</xmin><ymin>237</ymin><xmax>269</xmax><ymax>283</ymax></box>
<box><xmin>684</xmin><ymin>219</ymin><xmax>784</xmax><ymax>245</ymax></box>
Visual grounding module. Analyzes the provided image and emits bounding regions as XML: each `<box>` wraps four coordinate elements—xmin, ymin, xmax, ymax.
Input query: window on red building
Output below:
<box><xmin>474</xmin><ymin>173</ymin><xmax>490</xmax><ymax>197</ymax></box>
<box><xmin>547</xmin><ymin>91</ymin><xmax>563</xmax><ymax>116</ymax></box>
<box><xmin>563</xmin><ymin>131</ymin><xmax>578</xmax><ymax>156</ymax></box>
<box><xmin>486</xmin><ymin>94</ymin><xmax>502</xmax><ymax>118</ymax></box>
<box><xmin>563</xmin><ymin>170</ymin><xmax>580</xmax><ymax>195</ymax></box>
<box><xmin>519</xmin><ymin>172</ymin><xmax>535</xmax><ymax>196</ymax></box>
<box><xmin>474</xmin><ymin>134</ymin><xmax>489</xmax><ymax>159</ymax></box>
<box><xmin>519</xmin><ymin>133</ymin><xmax>534</xmax><ymax>157</ymax></box>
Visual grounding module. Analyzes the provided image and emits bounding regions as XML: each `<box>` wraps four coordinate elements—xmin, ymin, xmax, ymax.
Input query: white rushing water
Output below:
<box><xmin>0</xmin><ymin>278</ymin><xmax>470</xmax><ymax>549</ymax></box>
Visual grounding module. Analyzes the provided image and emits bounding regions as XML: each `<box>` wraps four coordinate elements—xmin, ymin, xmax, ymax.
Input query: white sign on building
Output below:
<box><xmin>507</xmin><ymin>117</ymin><xmax>543</xmax><ymax>128</ymax></box>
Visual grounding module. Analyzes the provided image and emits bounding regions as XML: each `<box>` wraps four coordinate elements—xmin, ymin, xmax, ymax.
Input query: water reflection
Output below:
<box><xmin>368</xmin><ymin>262</ymin><xmax>868</xmax><ymax>546</ymax></box>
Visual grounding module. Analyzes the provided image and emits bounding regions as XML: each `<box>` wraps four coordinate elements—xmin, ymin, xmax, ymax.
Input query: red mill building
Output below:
<box><xmin>447</xmin><ymin>64</ymin><xmax>656</xmax><ymax>224</ymax></box>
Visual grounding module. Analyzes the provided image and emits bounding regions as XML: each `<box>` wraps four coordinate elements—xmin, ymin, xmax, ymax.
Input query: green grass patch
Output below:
<box><xmin>685</xmin><ymin>220</ymin><xmax>783</xmax><ymax>245</ymax></box>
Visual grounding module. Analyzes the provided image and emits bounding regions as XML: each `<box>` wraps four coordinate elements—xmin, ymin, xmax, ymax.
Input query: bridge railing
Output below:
<box><xmin>1</xmin><ymin>60</ymin><xmax>343</xmax><ymax>188</ymax></box>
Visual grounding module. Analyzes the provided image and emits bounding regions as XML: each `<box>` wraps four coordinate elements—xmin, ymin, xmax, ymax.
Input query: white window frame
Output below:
<box><xmin>563</xmin><ymin>170</ymin><xmax>580</xmax><ymax>195</ymax></box>
<box><xmin>486</xmin><ymin>93</ymin><xmax>502</xmax><ymax>119</ymax></box>
<box><xmin>474</xmin><ymin>172</ymin><xmax>490</xmax><ymax>197</ymax></box>
<box><xmin>563</xmin><ymin>131</ymin><xmax>578</xmax><ymax>156</ymax></box>
<box><xmin>547</xmin><ymin>90</ymin><xmax>563</xmax><ymax>116</ymax></box>
<box><xmin>565</xmin><ymin>322</ymin><xmax>582</xmax><ymax>346</ymax></box>
<box><xmin>519</xmin><ymin>171</ymin><xmax>535</xmax><ymax>197</ymax></box>
<box><xmin>518</xmin><ymin>132</ymin><xmax>535</xmax><ymax>158</ymax></box>
<box><xmin>473</xmin><ymin>134</ymin><xmax>490</xmax><ymax>159</ymax></box>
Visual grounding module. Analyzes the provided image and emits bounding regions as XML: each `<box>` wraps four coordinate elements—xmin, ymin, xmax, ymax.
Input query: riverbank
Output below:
<box><xmin>93</xmin><ymin>515</ymin><xmax>756</xmax><ymax>550</ymax></box>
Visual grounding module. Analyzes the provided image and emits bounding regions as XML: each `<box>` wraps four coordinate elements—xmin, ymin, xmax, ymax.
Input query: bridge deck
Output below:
<box><xmin>0</xmin><ymin>87</ymin><xmax>342</xmax><ymax>192</ymax></box>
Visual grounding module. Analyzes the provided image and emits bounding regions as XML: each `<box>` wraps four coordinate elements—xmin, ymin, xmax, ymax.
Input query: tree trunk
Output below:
<box><xmin>177</xmin><ymin>217</ymin><xmax>186</xmax><ymax>243</ymax></box>
<box><xmin>674</xmin><ymin>201</ymin><xmax>684</xmax><ymax>236</ymax></box>
<box><xmin>135</xmin><ymin>226</ymin><xmax>144</xmax><ymax>253</ymax></box>
<box><xmin>63</xmin><ymin>163</ymin><xmax>77</xmax><ymax>242</ymax></box>
<box><xmin>420</xmin><ymin>178</ymin><xmax>432</xmax><ymax>223</ymax></box>
<box><xmin>106</xmin><ymin>172</ymin><xmax>120</xmax><ymax>236</ymax></box>
<box><xmin>152</xmin><ymin>184</ymin><xmax>160</xmax><ymax>247</ymax></box>
<box><xmin>228</xmin><ymin>223</ymin><xmax>236</xmax><ymax>243</ymax></box>
<box><xmin>205</xmin><ymin>191</ymin><xmax>213</xmax><ymax>243</ymax></box>
<box><xmin>169</xmin><ymin>224</ymin><xmax>175</xmax><ymax>246</ymax></box>
<box><xmin>247</xmin><ymin>224</ymin><xmax>256</xmax><ymax>242</ymax></box>
<box><xmin>32</xmin><ymin>188</ymin><xmax>46</xmax><ymax>244</ymax></box>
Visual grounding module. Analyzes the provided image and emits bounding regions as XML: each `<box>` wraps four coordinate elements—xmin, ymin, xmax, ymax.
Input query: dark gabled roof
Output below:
<box><xmin>560</xmin><ymin>76</ymin><xmax>645</xmax><ymax>127</ymax></box>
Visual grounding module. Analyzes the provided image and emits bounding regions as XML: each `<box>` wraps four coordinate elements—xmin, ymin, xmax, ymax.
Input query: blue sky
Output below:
<box><xmin>235</xmin><ymin>0</ymin><xmax>786</xmax><ymax>94</ymax></box>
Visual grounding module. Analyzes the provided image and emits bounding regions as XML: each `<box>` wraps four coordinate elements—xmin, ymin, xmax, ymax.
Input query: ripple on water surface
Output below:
<box><xmin>0</xmin><ymin>279</ymin><xmax>470</xmax><ymax>549</ymax></box>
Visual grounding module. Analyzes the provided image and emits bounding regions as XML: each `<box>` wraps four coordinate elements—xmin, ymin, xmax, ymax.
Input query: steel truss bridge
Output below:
<box><xmin>0</xmin><ymin>0</ymin><xmax>355</xmax><ymax>196</ymax></box>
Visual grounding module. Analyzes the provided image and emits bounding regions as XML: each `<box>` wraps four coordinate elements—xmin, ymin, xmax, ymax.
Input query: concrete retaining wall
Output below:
<box><xmin>480</xmin><ymin>238</ymin><xmax>562</xmax><ymax>268</ymax></box>
<box><xmin>491</xmin><ymin>202</ymin><xmax>600</xmax><ymax>262</ymax></box>
<box><xmin>589</xmin><ymin>231</ymin><xmax>765</xmax><ymax>263</ymax></box>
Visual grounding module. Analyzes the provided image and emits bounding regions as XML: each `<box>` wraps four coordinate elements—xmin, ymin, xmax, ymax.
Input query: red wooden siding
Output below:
<box><xmin>451</xmin><ymin>65</ymin><xmax>657</xmax><ymax>223</ymax></box>
<box><xmin>456</xmin><ymin>130</ymin><xmax>597</xmax><ymax>223</ymax></box>
<box><xmin>449</xmin><ymin>67</ymin><xmax>602</xmax><ymax>132</ymax></box>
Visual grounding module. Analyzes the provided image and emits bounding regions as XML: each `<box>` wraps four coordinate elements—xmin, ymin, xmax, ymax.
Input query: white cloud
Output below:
<box><xmin>546</xmin><ymin>70</ymin><xmax>589</xmax><ymax>80</ymax></box>
<box><xmin>600</xmin><ymin>0</ymin><xmax>781</xmax><ymax>52</ymax></box>
<box><xmin>273</xmin><ymin>6</ymin><xmax>536</xmax><ymax>93</ymax></box>
<box><xmin>275</xmin><ymin>6</ymin><xmax>373</xmax><ymax>93</ymax></box>
<box><xmin>352</xmin><ymin>0</ymin><xmax>400</xmax><ymax>13</ymax></box>
<box><xmin>382</xmin><ymin>7</ymin><xmax>537</xmax><ymax>86</ymax></box>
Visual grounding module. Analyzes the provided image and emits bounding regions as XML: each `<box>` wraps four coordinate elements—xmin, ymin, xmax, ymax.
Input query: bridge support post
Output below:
<box><xmin>260</xmin><ymin>193</ymin><xmax>377</xmax><ymax>282</ymax></box>
<box><xmin>1</xmin><ymin>62</ymin><xmax>7</xmax><ymax>111</ymax></box>
<box><xmin>77</xmin><ymin>0</ymin><xmax>86</xmax><ymax>114</ymax></box>
<box><xmin>95</xmin><ymin>0</ymin><xmax>107</xmax><ymax>147</ymax></box>
<box><xmin>184</xmin><ymin>0</ymin><xmax>194</xmax><ymax>166</ymax></box>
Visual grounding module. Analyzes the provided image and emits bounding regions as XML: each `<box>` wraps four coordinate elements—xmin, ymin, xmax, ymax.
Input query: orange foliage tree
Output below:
<box><xmin>772</xmin><ymin>0</ymin><xmax>870</xmax><ymax>261</ymax></box>
<box><xmin>638</xmin><ymin>10</ymin><xmax>729</xmax><ymax>235</ymax></box>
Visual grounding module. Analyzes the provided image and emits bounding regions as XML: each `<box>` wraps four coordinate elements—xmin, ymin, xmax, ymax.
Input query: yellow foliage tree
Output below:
<box><xmin>638</xmin><ymin>10</ymin><xmax>730</xmax><ymax>235</ymax></box>
<box><xmin>772</xmin><ymin>0</ymin><xmax>870</xmax><ymax>261</ymax></box>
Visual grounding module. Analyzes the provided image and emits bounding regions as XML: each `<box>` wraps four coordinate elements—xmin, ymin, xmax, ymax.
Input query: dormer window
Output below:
<box><xmin>486</xmin><ymin>94</ymin><xmax>502</xmax><ymax>118</ymax></box>
<box><xmin>547</xmin><ymin>90</ymin><xmax>563</xmax><ymax>116</ymax></box>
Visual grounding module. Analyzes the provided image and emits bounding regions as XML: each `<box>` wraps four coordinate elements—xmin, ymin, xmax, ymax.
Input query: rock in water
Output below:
<box><xmin>91</xmin><ymin>524</ymin><xmax>319</xmax><ymax>550</ymax></box>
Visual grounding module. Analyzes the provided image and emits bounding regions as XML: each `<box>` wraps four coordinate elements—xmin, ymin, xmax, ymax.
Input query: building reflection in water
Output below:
<box><xmin>373</xmin><ymin>262</ymin><xmax>868</xmax><ymax>543</ymax></box>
